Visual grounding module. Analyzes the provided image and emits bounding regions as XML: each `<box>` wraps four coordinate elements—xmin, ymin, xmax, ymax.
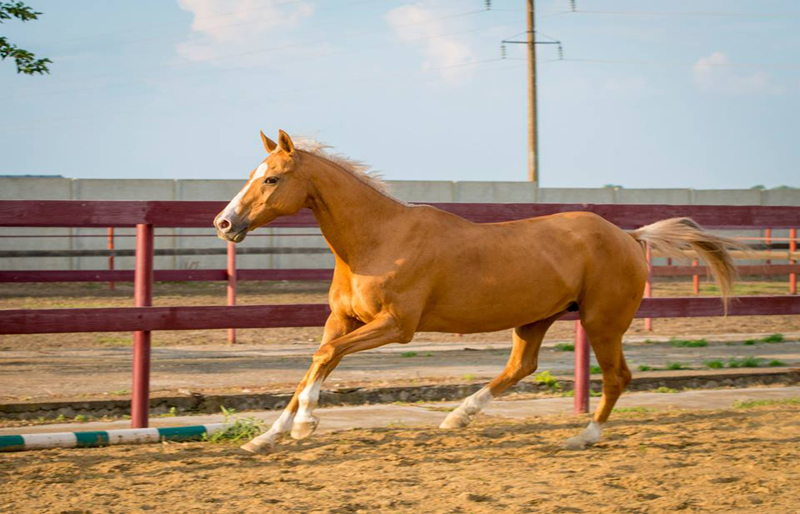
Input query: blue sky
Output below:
<box><xmin>1</xmin><ymin>0</ymin><xmax>798</xmax><ymax>188</ymax></box>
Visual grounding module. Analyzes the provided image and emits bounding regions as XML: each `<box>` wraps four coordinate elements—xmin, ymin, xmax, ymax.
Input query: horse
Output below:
<box><xmin>214</xmin><ymin>130</ymin><xmax>741</xmax><ymax>454</ymax></box>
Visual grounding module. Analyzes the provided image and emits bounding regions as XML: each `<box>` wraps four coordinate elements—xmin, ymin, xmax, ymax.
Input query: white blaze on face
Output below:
<box><xmin>219</xmin><ymin>162</ymin><xmax>269</xmax><ymax>221</ymax></box>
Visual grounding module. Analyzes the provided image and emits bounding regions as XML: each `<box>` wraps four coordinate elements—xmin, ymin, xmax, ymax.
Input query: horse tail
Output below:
<box><xmin>629</xmin><ymin>217</ymin><xmax>746</xmax><ymax>313</ymax></box>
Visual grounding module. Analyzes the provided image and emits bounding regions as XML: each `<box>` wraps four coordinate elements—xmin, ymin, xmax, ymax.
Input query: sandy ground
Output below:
<box><xmin>1</xmin><ymin>280</ymin><xmax>799</xmax><ymax>350</ymax></box>
<box><xmin>1</xmin><ymin>402</ymin><xmax>799</xmax><ymax>514</ymax></box>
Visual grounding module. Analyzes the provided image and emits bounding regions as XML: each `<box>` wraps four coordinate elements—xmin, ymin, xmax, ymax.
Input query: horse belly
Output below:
<box><xmin>417</xmin><ymin>277</ymin><xmax>571</xmax><ymax>333</ymax></box>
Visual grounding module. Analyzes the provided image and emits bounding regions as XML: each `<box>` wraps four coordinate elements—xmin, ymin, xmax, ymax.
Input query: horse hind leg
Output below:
<box><xmin>564</xmin><ymin>324</ymin><xmax>633</xmax><ymax>450</ymax></box>
<box><xmin>440</xmin><ymin>314</ymin><xmax>559</xmax><ymax>429</ymax></box>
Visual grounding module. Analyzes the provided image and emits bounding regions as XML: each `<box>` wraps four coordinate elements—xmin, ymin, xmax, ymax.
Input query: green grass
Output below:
<box><xmin>637</xmin><ymin>365</ymin><xmax>654</xmax><ymax>372</ymax></box>
<box><xmin>589</xmin><ymin>365</ymin><xmax>602</xmax><ymax>374</ymax></box>
<box><xmin>727</xmin><ymin>356</ymin><xmax>763</xmax><ymax>368</ymax></box>
<box><xmin>613</xmin><ymin>406</ymin><xmax>655</xmax><ymax>414</ymax></box>
<box><xmin>743</xmin><ymin>339</ymin><xmax>756</xmax><ymax>346</ymax></box>
<box><xmin>768</xmin><ymin>359</ymin><xmax>787</xmax><ymax>367</ymax></box>
<box><xmin>762</xmin><ymin>333</ymin><xmax>785</xmax><ymax>343</ymax></box>
<box><xmin>670</xmin><ymin>338</ymin><xmax>708</xmax><ymax>348</ymax></box>
<box><xmin>400</xmin><ymin>351</ymin><xmax>418</xmax><ymax>358</ymax></box>
<box><xmin>652</xmin><ymin>386</ymin><xmax>678</xmax><ymax>394</ymax></box>
<box><xmin>73</xmin><ymin>415</ymin><xmax>87</xmax><ymax>423</ymax></box>
<box><xmin>732</xmin><ymin>397</ymin><xmax>800</xmax><ymax>409</ymax></box>
<box><xmin>462</xmin><ymin>373</ymin><xmax>477</xmax><ymax>381</ymax></box>
<box><xmin>533</xmin><ymin>370</ymin><xmax>561</xmax><ymax>390</ymax></box>
<box><xmin>554</xmin><ymin>343</ymin><xmax>575</xmax><ymax>352</ymax></box>
<box><xmin>704</xmin><ymin>360</ymin><xmax>724</xmax><ymax>369</ymax></box>
<box><xmin>666</xmin><ymin>362</ymin><xmax>688</xmax><ymax>371</ymax></box>
<box><xmin>205</xmin><ymin>407</ymin><xmax>266</xmax><ymax>444</ymax></box>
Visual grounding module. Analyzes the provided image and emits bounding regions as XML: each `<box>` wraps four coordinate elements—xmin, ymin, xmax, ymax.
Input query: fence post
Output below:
<box><xmin>131</xmin><ymin>223</ymin><xmax>154</xmax><ymax>429</ymax></box>
<box><xmin>764</xmin><ymin>228</ymin><xmax>771</xmax><ymax>265</ymax></box>
<box><xmin>692</xmin><ymin>258</ymin><xmax>700</xmax><ymax>295</ymax></box>
<box><xmin>227</xmin><ymin>241</ymin><xmax>237</xmax><ymax>344</ymax></box>
<box><xmin>107</xmin><ymin>227</ymin><xmax>115</xmax><ymax>290</ymax></box>
<box><xmin>644</xmin><ymin>244</ymin><xmax>652</xmax><ymax>332</ymax></box>
<box><xmin>573</xmin><ymin>320</ymin><xmax>590</xmax><ymax>414</ymax></box>
<box><xmin>791</xmin><ymin>228</ymin><xmax>797</xmax><ymax>295</ymax></box>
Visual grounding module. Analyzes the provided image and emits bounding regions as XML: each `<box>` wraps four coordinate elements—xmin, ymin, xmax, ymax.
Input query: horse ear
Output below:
<box><xmin>278</xmin><ymin>129</ymin><xmax>295</xmax><ymax>155</ymax></box>
<box><xmin>260</xmin><ymin>130</ymin><xmax>277</xmax><ymax>153</ymax></box>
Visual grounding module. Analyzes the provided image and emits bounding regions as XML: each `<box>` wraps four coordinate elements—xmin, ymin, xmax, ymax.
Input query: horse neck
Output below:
<box><xmin>303</xmin><ymin>153</ymin><xmax>407</xmax><ymax>264</ymax></box>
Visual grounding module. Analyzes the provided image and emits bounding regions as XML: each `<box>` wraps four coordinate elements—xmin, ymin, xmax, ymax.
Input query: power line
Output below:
<box><xmin>561</xmin><ymin>58</ymin><xmax>800</xmax><ymax>71</ymax></box>
<box><xmin>6</xmin><ymin>20</ymin><xmax>509</xmax><ymax>101</ymax></box>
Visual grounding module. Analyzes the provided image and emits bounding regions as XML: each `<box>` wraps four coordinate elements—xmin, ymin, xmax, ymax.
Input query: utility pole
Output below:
<box><xmin>527</xmin><ymin>0</ymin><xmax>538</xmax><ymax>184</ymax></box>
<box><xmin>500</xmin><ymin>0</ymin><xmax>562</xmax><ymax>183</ymax></box>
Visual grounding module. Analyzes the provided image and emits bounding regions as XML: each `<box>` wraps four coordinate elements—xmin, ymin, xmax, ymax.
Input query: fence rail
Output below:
<box><xmin>1</xmin><ymin>200</ymin><xmax>798</xmax><ymax>427</ymax></box>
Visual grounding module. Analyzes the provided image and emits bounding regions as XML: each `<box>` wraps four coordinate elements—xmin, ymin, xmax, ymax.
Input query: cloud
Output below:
<box><xmin>693</xmin><ymin>51</ymin><xmax>784</xmax><ymax>95</ymax></box>
<box><xmin>385</xmin><ymin>2</ymin><xmax>475</xmax><ymax>81</ymax></box>
<box><xmin>176</xmin><ymin>0</ymin><xmax>314</xmax><ymax>64</ymax></box>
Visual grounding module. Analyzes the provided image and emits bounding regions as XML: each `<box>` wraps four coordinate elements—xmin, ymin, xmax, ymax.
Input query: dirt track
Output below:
<box><xmin>2</xmin><ymin>403</ymin><xmax>799</xmax><ymax>514</ymax></box>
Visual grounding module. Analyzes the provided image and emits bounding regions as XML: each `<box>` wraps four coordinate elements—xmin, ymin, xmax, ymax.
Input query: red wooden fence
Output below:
<box><xmin>1</xmin><ymin>200</ymin><xmax>799</xmax><ymax>424</ymax></box>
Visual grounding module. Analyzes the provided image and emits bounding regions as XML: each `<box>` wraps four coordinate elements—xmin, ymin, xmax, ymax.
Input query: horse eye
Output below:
<box><xmin>264</xmin><ymin>176</ymin><xmax>279</xmax><ymax>185</ymax></box>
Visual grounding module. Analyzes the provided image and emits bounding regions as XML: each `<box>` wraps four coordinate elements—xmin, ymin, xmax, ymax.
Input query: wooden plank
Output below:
<box><xmin>0</xmin><ymin>247</ymin><xmax>331</xmax><ymax>258</ymax></box>
<box><xmin>238</xmin><ymin>269</ymin><xmax>334</xmax><ymax>281</ymax></box>
<box><xmin>1</xmin><ymin>296</ymin><xmax>798</xmax><ymax>335</ymax></box>
<box><xmin>652</xmin><ymin>264</ymin><xmax>800</xmax><ymax>277</ymax></box>
<box><xmin>1</xmin><ymin>201</ymin><xmax>799</xmax><ymax>229</ymax></box>
<box><xmin>0</xmin><ymin>304</ymin><xmax>332</xmax><ymax>334</ymax></box>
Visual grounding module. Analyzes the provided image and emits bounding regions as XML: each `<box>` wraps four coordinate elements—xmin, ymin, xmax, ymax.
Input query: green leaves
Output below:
<box><xmin>0</xmin><ymin>2</ymin><xmax>51</xmax><ymax>75</ymax></box>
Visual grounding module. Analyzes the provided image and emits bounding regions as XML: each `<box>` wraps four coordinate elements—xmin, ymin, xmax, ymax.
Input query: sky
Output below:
<box><xmin>1</xmin><ymin>0</ymin><xmax>799</xmax><ymax>189</ymax></box>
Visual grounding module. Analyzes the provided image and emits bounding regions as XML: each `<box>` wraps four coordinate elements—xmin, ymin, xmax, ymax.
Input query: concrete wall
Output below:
<box><xmin>1</xmin><ymin>177</ymin><xmax>798</xmax><ymax>272</ymax></box>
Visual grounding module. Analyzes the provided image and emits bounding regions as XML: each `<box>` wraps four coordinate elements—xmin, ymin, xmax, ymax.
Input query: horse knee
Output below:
<box><xmin>312</xmin><ymin>345</ymin><xmax>336</xmax><ymax>366</ymax></box>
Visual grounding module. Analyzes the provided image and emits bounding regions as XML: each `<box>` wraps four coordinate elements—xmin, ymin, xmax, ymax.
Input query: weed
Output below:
<box><xmin>589</xmin><ymin>365</ymin><xmax>602</xmax><ymax>374</ymax></box>
<box><xmin>205</xmin><ymin>407</ymin><xmax>266</xmax><ymax>444</ymax></box>
<box><xmin>589</xmin><ymin>390</ymin><xmax>602</xmax><ymax>397</ymax></box>
<box><xmin>637</xmin><ymin>365</ymin><xmax>654</xmax><ymax>372</ymax></box>
<box><xmin>613</xmin><ymin>407</ymin><xmax>655</xmax><ymax>414</ymax></box>
<box><xmin>462</xmin><ymin>373</ymin><xmax>477</xmax><ymax>381</ymax></box>
<box><xmin>762</xmin><ymin>333</ymin><xmax>784</xmax><ymax>343</ymax></box>
<box><xmin>56</xmin><ymin>414</ymin><xmax>65</xmax><ymax>422</ymax></box>
<box><xmin>732</xmin><ymin>397</ymin><xmax>800</xmax><ymax>409</ymax></box>
<box><xmin>666</xmin><ymin>362</ymin><xmax>687</xmax><ymax>371</ymax></box>
<box><xmin>670</xmin><ymin>338</ymin><xmax>708</xmax><ymax>348</ymax></box>
<box><xmin>704</xmin><ymin>360</ymin><xmax>724</xmax><ymax>369</ymax></box>
<box><xmin>743</xmin><ymin>340</ymin><xmax>756</xmax><ymax>346</ymax></box>
<box><xmin>533</xmin><ymin>370</ymin><xmax>561</xmax><ymax>390</ymax></box>
<box><xmin>74</xmin><ymin>415</ymin><xmax>87</xmax><ymax>423</ymax></box>
<box><xmin>728</xmin><ymin>356</ymin><xmax>763</xmax><ymax>368</ymax></box>
<box><xmin>768</xmin><ymin>359</ymin><xmax>787</xmax><ymax>367</ymax></box>
<box><xmin>560</xmin><ymin>390</ymin><xmax>575</xmax><ymax>397</ymax></box>
<box><xmin>400</xmin><ymin>351</ymin><xmax>418</xmax><ymax>358</ymax></box>
<box><xmin>652</xmin><ymin>387</ymin><xmax>678</xmax><ymax>394</ymax></box>
<box><xmin>424</xmin><ymin>352</ymin><xmax>433</xmax><ymax>357</ymax></box>
<box><xmin>554</xmin><ymin>343</ymin><xmax>575</xmax><ymax>352</ymax></box>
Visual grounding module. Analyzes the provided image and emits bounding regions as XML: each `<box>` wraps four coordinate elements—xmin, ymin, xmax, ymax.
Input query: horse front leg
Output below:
<box><xmin>240</xmin><ymin>314</ymin><xmax>356</xmax><ymax>455</ymax></box>
<box><xmin>241</xmin><ymin>312</ymin><xmax>414</xmax><ymax>454</ymax></box>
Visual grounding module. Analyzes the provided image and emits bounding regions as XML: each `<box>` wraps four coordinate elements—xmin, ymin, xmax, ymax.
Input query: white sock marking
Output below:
<box><xmin>295</xmin><ymin>380</ymin><xmax>322</xmax><ymax>423</ymax></box>
<box><xmin>440</xmin><ymin>386</ymin><xmax>494</xmax><ymax>428</ymax></box>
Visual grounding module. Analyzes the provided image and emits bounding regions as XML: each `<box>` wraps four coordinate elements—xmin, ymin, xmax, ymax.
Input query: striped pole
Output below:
<box><xmin>0</xmin><ymin>423</ymin><xmax>229</xmax><ymax>452</ymax></box>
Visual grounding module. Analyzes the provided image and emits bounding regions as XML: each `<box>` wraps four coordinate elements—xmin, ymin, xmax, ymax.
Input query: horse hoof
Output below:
<box><xmin>240</xmin><ymin>440</ymin><xmax>274</xmax><ymax>455</ymax></box>
<box><xmin>563</xmin><ymin>436</ymin><xmax>589</xmax><ymax>450</ymax></box>
<box><xmin>291</xmin><ymin>418</ymin><xmax>319</xmax><ymax>440</ymax></box>
<box><xmin>439</xmin><ymin>413</ymin><xmax>470</xmax><ymax>429</ymax></box>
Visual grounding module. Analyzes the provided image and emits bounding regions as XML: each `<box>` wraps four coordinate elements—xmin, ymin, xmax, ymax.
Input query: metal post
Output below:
<box><xmin>131</xmin><ymin>223</ymin><xmax>153</xmax><ymax>429</ymax></box>
<box><xmin>107</xmin><ymin>227</ymin><xmax>115</xmax><ymax>290</ymax></box>
<box><xmin>790</xmin><ymin>228</ymin><xmax>797</xmax><ymax>295</ymax></box>
<box><xmin>573</xmin><ymin>320</ymin><xmax>590</xmax><ymax>414</ymax></box>
<box><xmin>227</xmin><ymin>241</ymin><xmax>237</xmax><ymax>344</ymax></box>
<box><xmin>526</xmin><ymin>0</ymin><xmax>538</xmax><ymax>184</ymax></box>
<box><xmin>644</xmin><ymin>244</ymin><xmax>652</xmax><ymax>332</ymax></box>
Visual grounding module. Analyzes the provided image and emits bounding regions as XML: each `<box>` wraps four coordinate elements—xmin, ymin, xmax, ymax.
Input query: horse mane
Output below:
<box><xmin>294</xmin><ymin>138</ymin><xmax>389</xmax><ymax>194</ymax></box>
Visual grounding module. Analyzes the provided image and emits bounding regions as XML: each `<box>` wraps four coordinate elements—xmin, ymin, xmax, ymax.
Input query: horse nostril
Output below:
<box><xmin>218</xmin><ymin>219</ymin><xmax>231</xmax><ymax>231</ymax></box>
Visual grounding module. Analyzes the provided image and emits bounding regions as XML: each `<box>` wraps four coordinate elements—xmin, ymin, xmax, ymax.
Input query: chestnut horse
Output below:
<box><xmin>215</xmin><ymin>130</ymin><xmax>740</xmax><ymax>454</ymax></box>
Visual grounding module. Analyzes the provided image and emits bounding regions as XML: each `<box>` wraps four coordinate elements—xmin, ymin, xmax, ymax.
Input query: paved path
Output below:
<box><xmin>3</xmin><ymin>386</ymin><xmax>798</xmax><ymax>436</ymax></box>
<box><xmin>2</xmin><ymin>334</ymin><xmax>799</xmax><ymax>401</ymax></box>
